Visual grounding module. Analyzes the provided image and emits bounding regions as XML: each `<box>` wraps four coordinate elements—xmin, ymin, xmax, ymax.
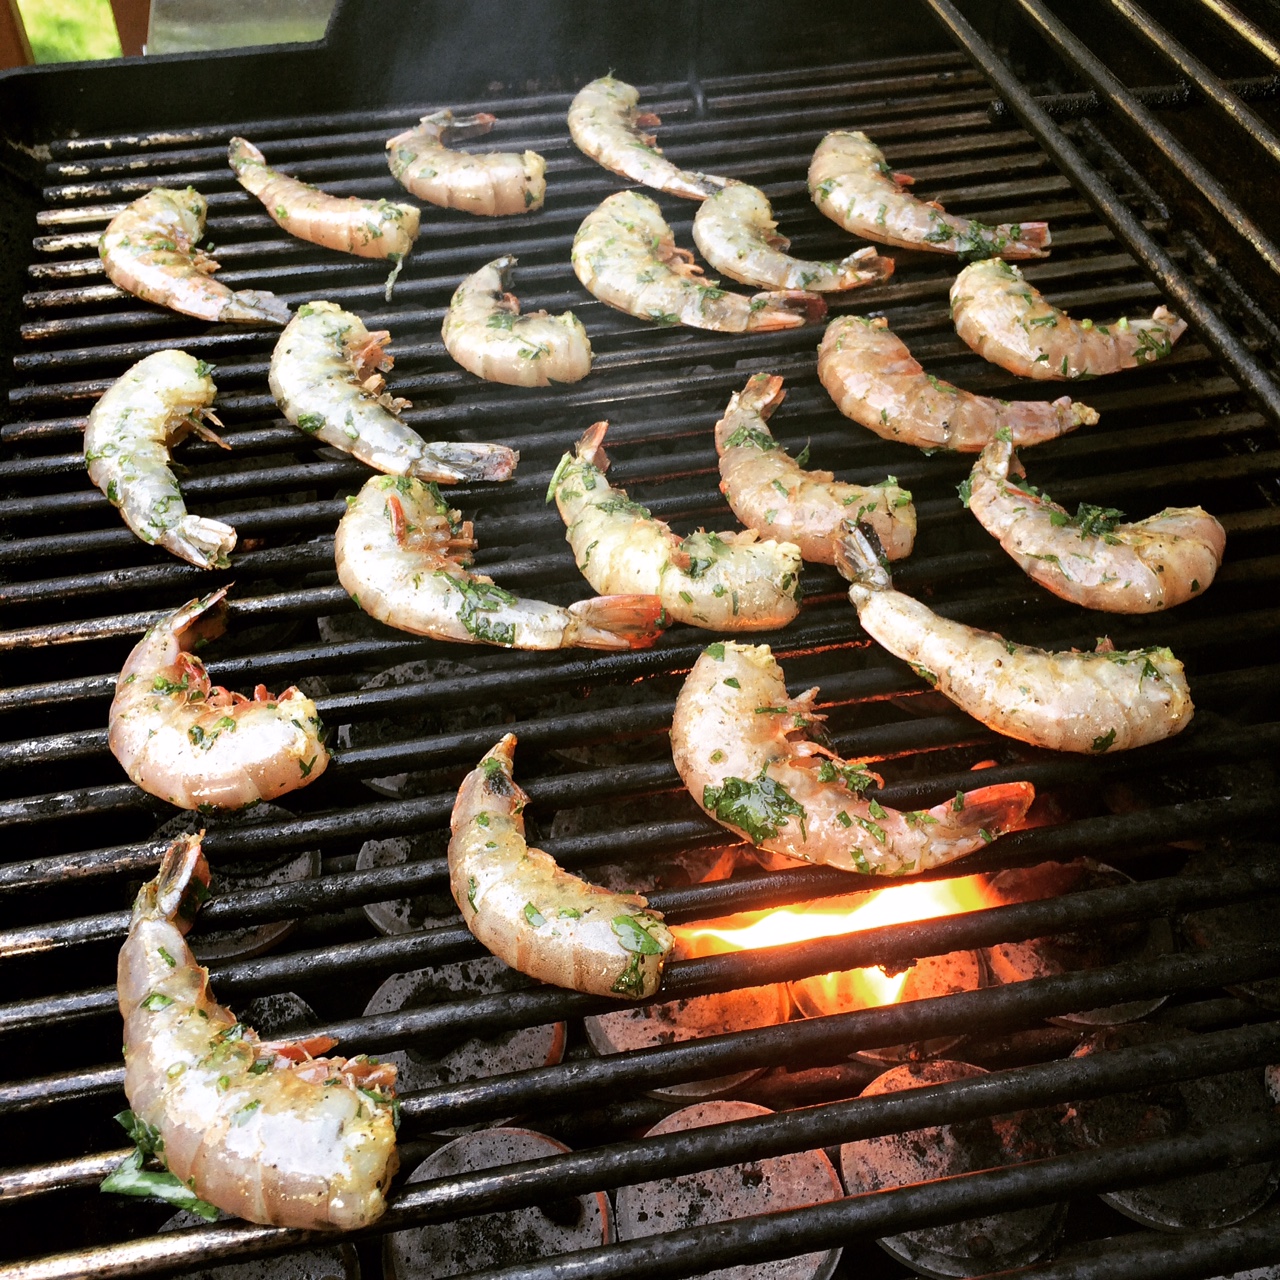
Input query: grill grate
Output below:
<box><xmin>2</xmin><ymin>25</ymin><xmax>1280</xmax><ymax>1280</ymax></box>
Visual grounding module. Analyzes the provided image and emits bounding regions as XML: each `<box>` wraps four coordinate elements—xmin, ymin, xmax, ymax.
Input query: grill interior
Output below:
<box><xmin>4</xmin><ymin>2</ymin><xmax>1280</xmax><ymax>1277</ymax></box>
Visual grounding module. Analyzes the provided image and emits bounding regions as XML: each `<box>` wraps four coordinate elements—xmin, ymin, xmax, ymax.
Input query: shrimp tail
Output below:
<box><xmin>834</xmin><ymin>520</ymin><xmax>893</xmax><ymax>590</ymax></box>
<box><xmin>745</xmin><ymin>289</ymin><xmax>828</xmax><ymax>331</ymax></box>
<box><xmin>166</xmin><ymin>585</ymin><xmax>232</xmax><ymax>648</ymax></box>
<box><xmin>574</xmin><ymin>420</ymin><xmax>611</xmax><ymax>471</ymax></box>
<box><xmin>218</xmin><ymin>288</ymin><xmax>292</xmax><ymax>326</ymax></box>
<box><xmin>1015</xmin><ymin>222</ymin><xmax>1051</xmax><ymax>252</ymax></box>
<box><xmin>164</xmin><ymin>515</ymin><xmax>237</xmax><ymax>570</ymax></box>
<box><xmin>148</xmin><ymin>831</ymin><xmax>212</xmax><ymax>932</ymax></box>
<box><xmin>436</xmin><ymin>110</ymin><xmax>497</xmax><ymax>141</ymax></box>
<box><xmin>838</xmin><ymin>245</ymin><xmax>895</xmax><ymax>287</ymax></box>
<box><xmin>925</xmin><ymin>781</ymin><xmax>1036</xmax><ymax>857</ymax></box>
<box><xmin>417</xmin><ymin>441</ymin><xmax>519</xmax><ymax>483</ymax></box>
<box><xmin>737</xmin><ymin>373</ymin><xmax>787</xmax><ymax>420</ymax></box>
<box><xmin>566</xmin><ymin>594</ymin><xmax>667</xmax><ymax>650</ymax></box>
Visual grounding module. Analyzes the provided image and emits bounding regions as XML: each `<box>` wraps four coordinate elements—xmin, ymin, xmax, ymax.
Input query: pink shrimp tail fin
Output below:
<box><xmin>1000</xmin><ymin>221</ymin><xmax>1052</xmax><ymax>259</ymax></box>
<box><xmin>739</xmin><ymin>373</ymin><xmax>787</xmax><ymax>418</ymax></box>
<box><xmin>575</xmin><ymin>420</ymin><xmax>610</xmax><ymax>471</ymax></box>
<box><xmin>745</xmin><ymin>290</ymin><xmax>827</xmax><ymax>331</ymax></box>
<box><xmin>444</xmin><ymin>111</ymin><xmax>497</xmax><ymax>141</ymax></box>
<box><xmin>936</xmin><ymin>781</ymin><xmax>1036</xmax><ymax>840</ymax></box>
<box><xmin>151</xmin><ymin>832</ymin><xmax>212</xmax><ymax>933</ymax></box>
<box><xmin>837</xmin><ymin>246</ymin><xmax>894</xmax><ymax>288</ymax></box>
<box><xmin>167</xmin><ymin>584</ymin><xmax>232</xmax><ymax>649</ymax></box>
<box><xmin>567</xmin><ymin>594</ymin><xmax>667</xmax><ymax>650</ymax></box>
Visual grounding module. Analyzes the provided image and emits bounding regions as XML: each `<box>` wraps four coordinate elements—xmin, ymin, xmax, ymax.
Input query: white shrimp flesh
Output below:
<box><xmin>108</xmin><ymin>587</ymin><xmax>330</xmax><ymax>809</ymax></box>
<box><xmin>817</xmin><ymin>315</ymin><xmax>1098</xmax><ymax>452</ymax></box>
<box><xmin>387</xmin><ymin>109</ymin><xmax>546</xmax><ymax>216</ymax></box>
<box><xmin>568</xmin><ymin>75</ymin><xmax>728</xmax><ymax>201</ymax></box>
<box><xmin>335</xmin><ymin>473</ymin><xmax>665</xmax><ymax>650</ymax></box>
<box><xmin>442</xmin><ymin>256</ymin><xmax>592</xmax><ymax>387</ymax></box>
<box><xmin>572</xmin><ymin>190</ymin><xmax>826</xmax><ymax>332</ymax></box>
<box><xmin>99</xmin><ymin>187</ymin><xmax>290</xmax><ymax>325</ymax></box>
<box><xmin>809</xmin><ymin>131</ymin><xmax>1049</xmax><ymax>258</ymax></box>
<box><xmin>951</xmin><ymin>259</ymin><xmax>1187</xmax><ymax>381</ymax></box>
<box><xmin>671</xmin><ymin>642</ymin><xmax>1035</xmax><ymax>875</ymax></box>
<box><xmin>115</xmin><ymin>831</ymin><xmax>397</xmax><ymax>1228</ymax></box>
<box><xmin>693</xmin><ymin>182</ymin><xmax>894</xmax><ymax>292</ymax></box>
<box><xmin>550</xmin><ymin>421</ymin><xmax>803</xmax><ymax>632</ymax></box>
<box><xmin>715</xmin><ymin>373</ymin><xmax>915</xmax><ymax>564</ymax></box>
<box><xmin>85</xmin><ymin>350</ymin><xmax>236</xmax><ymax>570</ymax></box>
<box><xmin>450</xmin><ymin>735</ymin><xmax>674</xmax><ymax>998</ymax></box>
<box><xmin>835</xmin><ymin>522</ymin><xmax>1194</xmax><ymax>754</ymax></box>
<box><xmin>966</xmin><ymin>434</ymin><xmax>1226</xmax><ymax>613</ymax></box>
<box><xmin>269</xmin><ymin>301</ymin><xmax>517</xmax><ymax>483</ymax></box>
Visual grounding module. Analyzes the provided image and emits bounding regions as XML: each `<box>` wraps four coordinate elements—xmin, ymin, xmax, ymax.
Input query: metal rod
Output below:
<box><xmin>1197</xmin><ymin>0</ymin><xmax>1280</xmax><ymax>69</ymax></box>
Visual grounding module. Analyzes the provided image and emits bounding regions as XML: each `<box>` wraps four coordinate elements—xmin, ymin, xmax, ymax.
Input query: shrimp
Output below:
<box><xmin>441</xmin><ymin>256</ymin><xmax>592</xmax><ymax>387</ymax></box>
<box><xmin>108</xmin><ymin>587</ymin><xmax>329</xmax><ymax>809</ymax></box>
<box><xmin>817</xmin><ymin>315</ymin><xmax>1098</xmax><ymax>452</ymax></box>
<box><xmin>808</xmin><ymin>131</ymin><xmax>1050</xmax><ymax>259</ymax></box>
<box><xmin>85</xmin><ymin>350</ymin><xmax>236</xmax><ymax>570</ymax></box>
<box><xmin>550</xmin><ymin>421</ymin><xmax>803</xmax><ymax>632</ymax></box>
<box><xmin>450</xmin><ymin>735</ymin><xmax>674</xmax><ymax>998</ymax></box>
<box><xmin>951</xmin><ymin>259</ymin><xmax>1188</xmax><ymax>381</ymax></box>
<box><xmin>269</xmin><ymin>301</ymin><xmax>517</xmax><ymax>483</ymax></box>
<box><xmin>715</xmin><ymin>373</ymin><xmax>915</xmax><ymax>564</ymax></box>
<box><xmin>670</xmin><ymin>642</ymin><xmax>1034</xmax><ymax>875</ymax></box>
<box><xmin>572</xmin><ymin>191</ymin><xmax>826</xmax><ymax>333</ymax></box>
<box><xmin>99</xmin><ymin>187</ymin><xmax>290</xmax><ymax>325</ymax></box>
<box><xmin>835</xmin><ymin>522</ymin><xmax>1194</xmax><ymax>754</ymax></box>
<box><xmin>335</xmin><ymin>473</ymin><xmax>664</xmax><ymax>650</ymax></box>
<box><xmin>567</xmin><ymin>75</ymin><xmax>728</xmax><ymax>201</ymax></box>
<box><xmin>386</xmin><ymin>109</ymin><xmax>546</xmax><ymax>215</ymax></box>
<box><xmin>966</xmin><ymin>434</ymin><xmax>1226</xmax><ymax>613</ymax></box>
<box><xmin>117</xmin><ymin>832</ymin><xmax>398</xmax><ymax>1228</ymax></box>
<box><xmin>692</xmin><ymin>182</ymin><xmax>895</xmax><ymax>292</ymax></box>
<box><xmin>229</xmin><ymin>137</ymin><xmax>418</xmax><ymax>296</ymax></box>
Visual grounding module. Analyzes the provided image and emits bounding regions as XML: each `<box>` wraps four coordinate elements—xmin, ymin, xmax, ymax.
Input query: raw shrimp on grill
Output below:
<box><xmin>568</xmin><ymin>74</ymin><xmax>728</xmax><ymax>201</ymax></box>
<box><xmin>817</xmin><ymin>315</ymin><xmax>1098</xmax><ymax>452</ymax></box>
<box><xmin>550</xmin><ymin>420</ymin><xmax>804</xmax><ymax>632</ymax></box>
<box><xmin>108</xmin><ymin>587</ymin><xmax>329</xmax><ymax>809</ymax></box>
<box><xmin>808</xmin><ymin>131</ymin><xmax>1050</xmax><ymax>259</ymax></box>
<box><xmin>715</xmin><ymin>373</ymin><xmax>916</xmax><ymax>564</ymax></box>
<box><xmin>671</xmin><ymin>642</ymin><xmax>1034</xmax><ymax>875</ymax></box>
<box><xmin>450</xmin><ymin>734</ymin><xmax>674</xmax><ymax>997</ymax></box>
<box><xmin>117</xmin><ymin>831</ymin><xmax>398</xmax><ymax>1228</ymax></box>
<box><xmin>229</xmin><ymin>137</ymin><xmax>419</xmax><ymax>296</ymax></box>
<box><xmin>85</xmin><ymin>350</ymin><xmax>236</xmax><ymax>570</ymax></box>
<box><xmin>99</xmin><ymin>187</ymin><xmax>291</xmax><ymax>325</ymax></box>
<box><xmin>387</xmin><ymin>109</ymin><xmax>546</xmax><ymax>215</ymax></box>
<box><xmin>693</xmin><ymin>182</ymin><xmax>895</xmax><ymax>292</ymax></box>
<box><xmin>442</xmin><ymin>256</ymin><xmax>592</xmax><ymax>387</ymax></box>
<box><xmin>335</xmin><ymin>473</ymin><xmax>664</xmax><ymax>650</ymax></box>
<box><xmin>572</xmin><ymin>191</ymin><xmax>827</xmax><ymax>333</ymax></box>
<box><xmin>270</xmin><ymin>301</ymin><xmax>517</xmax><ymax>483</ymax></box>
<box><xmin>836</xmin><ymin>522</ymin><xmax>1194</xmax><ymax>754</ymax></box>
<box><xmin>951</xmin><ymin>259</ymin><xmax>1188</xmax><ymax>381</ymax></box>
<box><xmin>966</xmin><ymin>434</ymin><xmax>1226</xmax><ymax>613</ymax></box>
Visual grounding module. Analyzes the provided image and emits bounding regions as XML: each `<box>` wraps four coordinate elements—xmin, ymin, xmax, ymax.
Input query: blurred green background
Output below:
<box><xmin>15</xmin><ymin>0</ymin><xmax>122</xmax><ymax>61</ymax></box>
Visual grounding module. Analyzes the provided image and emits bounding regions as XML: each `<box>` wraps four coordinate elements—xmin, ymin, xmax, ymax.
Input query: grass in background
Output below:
<box><xmin>15</xmin><ymin>0</ymin><xmax>122</xmax><ymax>62</ymax></box>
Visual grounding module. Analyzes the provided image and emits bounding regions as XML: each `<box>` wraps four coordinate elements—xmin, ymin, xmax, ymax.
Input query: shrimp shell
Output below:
<box><xmin>270</xmin><ymin>301</ymin><xmax>517</xmax><ymax>483</ymax></box>
<box><xmin>951</xmin><ymin>259</ymin><xmax>1187</xmax><ymax>381</ymax></box>
<box><xmin>108</xmin><ymin>587</ymin><xmax>329</xmax><ymax>809</ymax></box>
<box><xmin>568</xmin><ymin>75</ymin><xmax>728</xmax><ymax>201</ymax></box>
<box><xmin>835</xmin><ymin>522</ymin><xmax>1194</xmax><ymax>754</ymax></box>
<box><xmin>967</xmin><ymin>436</ymin><xmax>1225</xmax><ymax>613</ymax></box>
<box><xmin>387</xmin><ymin>109</ymin><xmax>546</xmax><ymax>216</ymax></box>
<box><xmin>715</xmin><ymin>373</ymin><xmax>916</xmax><ymax>564</ymax></box>
<box><xmin>671</xmin><ymin>642</ymin><xmax>1034</xmax><ymax>875</ymax></box>
<box><xmin>693</xmin><ymin>182</ymin><xmax>895</xmax><ymax>292</ymax></box>
<box><xmin>442</xmin><ymin>256</ymin><xmax>592</xmax><ymax>387</ymax></box>
<box><xmin>551</xmin><ymin>421</ymin><xmax>804</xmax><ymax>632</ymax></box>
<box><xmin>572</xmin><ymin>190</ymin><xmax>826</xmax><ymax>332</ymax></box>
<box><xmin>809</xmin><ymin>131</ymin><xmax>1050</xmax><ymax>259</ymax></box>
<box><xmin>335</xmin><ymin>473</ymin><xmax>664</xmax><ymax>650</ymax></box>
<box><xmin>119</xmin><ymin>832</ymin><xmax>398</xmax><ymax>1228</ymax></box>
<box><xmin>450</xmin><ymin>735</ymin><xmax>674</xmax><ymax>998</ymax></box>
<box><xmin>85</xmin><ymin>350</ymin><xmax>236</xmax><ymax>570</ymax></box>
<box><xmin>99</xmin><ymin>187</ymin><xmax>290</xmax><ymax>325</ymax></box>
<box><xmin>817</xmin><ymin>316</ymin><xmax>1098</xmax><ymax>452</ymax></box>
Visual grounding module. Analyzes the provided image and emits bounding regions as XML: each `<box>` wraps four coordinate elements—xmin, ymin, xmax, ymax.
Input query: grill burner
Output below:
<box><xmin>3</xmin><ymin>0</ymin><xmax>1280</xmax><ymax>1277</ymax></box>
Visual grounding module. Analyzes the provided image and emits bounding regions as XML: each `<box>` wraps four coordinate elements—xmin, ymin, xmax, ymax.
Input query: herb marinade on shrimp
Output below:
<box><xmin>85</xmin><ymin>350</ymin><xmax>237</xmax><ymax>570</ymax></box>
<box><xmin>117</xmin><ymin>832</ymin><xmax>398</xmax><ymax>1228</ymax></box>
<box><xmin>715</xmin><ymin>373</ymin><xmax>916</xmax><ymax>564</ymax></box>
<box><xmin>450</xmin><ymin>735</ymin><xmax>674</xmax><ymax>998</ymax></box>
<box><xmin>966</xmin><ymin>434</ymin><xmax>1226</xmax><ymax>613</ymax></box>
<box><xmin>270</xmin><ymin>301</ymin><xmax>517</xmax><ymax>483</ymax></box>
<box><xmin>387</xmin><ymin>109</ymin><xmax>546</xmax><ymax>216</ymax></box>
<box><xmin>551</xmin><ymin>421</ymin><xmax>804</xmax><ymax>632</ymax></box>
<box><xmin>671</xmin><ymin>642</ymin><xmax>1034</xmax><ymax>875</ymax></box>
<box><xmin>336</xmin><ymin>474</ymin><xmax>664</xmax><ymax>650</ymax></box>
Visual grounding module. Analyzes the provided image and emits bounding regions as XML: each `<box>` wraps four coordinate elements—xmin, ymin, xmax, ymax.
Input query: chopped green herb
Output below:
<box><xmin>703</xmin><ymin>770</ymin><xmax>807</xmax><ymax>844</ymax></box>
<box><xmin>1092</xmin><ymin>728</ymin><xmax>1117</xmax><ymax>753</ymax></box>
<box><xmin>524</xmin><ymin>903</ymin><xmax>546</xmax><ymax>927</ymax></box>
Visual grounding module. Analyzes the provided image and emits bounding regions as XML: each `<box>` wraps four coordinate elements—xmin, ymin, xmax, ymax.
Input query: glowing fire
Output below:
<box><xmin>676</xmin><ymin>875</ymin><xmax>992</xmax><ymax>1013</ymax></box>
